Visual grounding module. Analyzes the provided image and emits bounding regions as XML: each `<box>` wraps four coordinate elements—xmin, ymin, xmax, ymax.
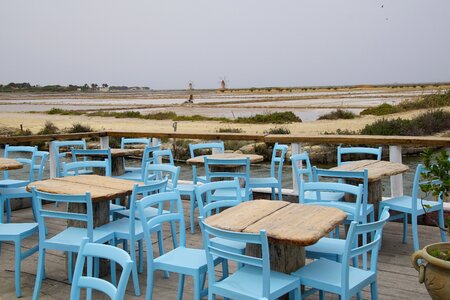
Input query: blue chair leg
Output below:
<box><xmin>278</xmin><ymin>185</ymin><xmax>283</xmax><ymax>200</ymax></box>
<box><xmin>156</xmin><ymin>230</ymin><xmax>169</xmax><ymax>278</ymax></box>
<box><xmin>14</xmin><ymin>241</ymin><xmax>22</xmax><ymax>297</ymax></box>
<box><xmin>193</xmin><ymin>273</ymin><xmax>201</xmax><ymax>300</ymax></box>
<box><xmin>0</xmin><ymin>195</ymin><xmax>5</xmax><ymax>223</ymax></box>
<box><xmin>68</xmin><ymin>251</ymin><xmax>73</xmax><ymax>284</ymax></box>
<box><xmin>438</xmin><ymin>208</ymin><xmax>447</xmax><ymax>242</ymax></box>
<box><xmin>412</xmin><ymin>216</ymin><xmax>420</xmax><ymax>252</ymax></box>
<box><xmin>86</xmin><ymin>256</ymin><xmax>93</xmax><ymax>300</ymax></box>
<box><xmin>371</xmin><ymin>281</ymin><xmax>379</xmax><ymax>300</ymax></box>
<box><xmin>190</xmin><ymin>195</ymin><xmax>196</xmax><ymax>234</ymax></box>
<box><xmin>271</xmin><ymin>188</ymin><xmax>276</xmax><ymax>200</ymax></box>
<box><xmin>138</xmin><ymin>239</ymin><xmax>144</xmax><ymax>273</ymax></box>
<box><xmin>402</xmin><ymin>213</ymin><xmax>408</xmax><ymax>244</ymax></box>
<box><xmin>6</xmin><ymin>198</ymin><xmax>11</xmax><ymax>223</ymax></box>
<box><xmin>147</xmin><ymin>267</ymin><xmax>155</xmax><ymax>300</ymax></box>
<box><xmin>32</xmin><ymin>249</ymin><xmax>46</xmax><ymax>300</ymax></box>
<box><xmin>177</xmin><ymin>274</ymin><xmax>185</xmax><ymax>300</ymax></box>
<box><xmin>129</xmin><ymin>239</ymin><xmax>141</xmax><ymax>296</ymax></box>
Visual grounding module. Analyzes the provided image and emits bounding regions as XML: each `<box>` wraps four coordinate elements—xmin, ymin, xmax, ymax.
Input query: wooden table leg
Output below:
<box><xmin>345</xmin><ymin>179</ymin><xmax>382</xmax><ymax>220</ymax></box>
<box><xmin>111</xmin><ymin>157</ymin><xmax>125</xmax><ymax>176</ymax></box>
<box><xmin>247</xmin><ymin>243</ymin><xmax>304</xmax><ymax>299</ymax></box>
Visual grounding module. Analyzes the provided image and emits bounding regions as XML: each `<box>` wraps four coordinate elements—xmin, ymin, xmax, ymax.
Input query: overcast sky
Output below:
<box><xmin>1</xmin><ymin>0</ymin><xmax>449</xmax><ymax>90</ymax></box>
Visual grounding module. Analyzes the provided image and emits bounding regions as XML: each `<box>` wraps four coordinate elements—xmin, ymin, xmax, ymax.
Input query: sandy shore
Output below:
<box><xmin>1</xmin><ymin>108</ymin><xmax>448</xmax><ymax>136</ymax></box>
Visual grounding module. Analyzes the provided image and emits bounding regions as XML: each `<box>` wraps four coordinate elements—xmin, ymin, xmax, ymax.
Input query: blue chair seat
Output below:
<box><xmin>304</xmin><ymin>191</ymin><xmax>344</xmax><ymax>202</ymax></box>
<box><xmin>381</xmin><ymin>195</ymin><xmax>442</xmax><ymax>213</ymax></box>
<box><xmin>0</xmin><ymin>179</ymin><xmax>28</xmax><ymax>189</ymax></box>
<box><xmin>47</xmin><ymin>227</ymin><xmax>113</xmax><ymax>251</ymax></box>
<box><xmin>210</xmin><ymin>237</ymin><xmax>246</xmax><ymax>253</ymax></box>
<box><xmin>177</xmin><ymin>183</ymin><xmax>196</xmax><ymax>193</ymax></box>
<box><xmin>292</xmin><ymin>258</ymin><xmax>375</xmax><ymax>296</ymax></box>
<box><xmin>98</xmin><ymin>218</ymin><xmax>144</xmax><ymax>237</ymax></box>
<box><xmin>110</xmin><ymin>203</ymin><xmax>126</xmax><ymax>212</ymax></box>
<box><xmin>306</xmin><ymin>238</ymin><xmax>346</xmax><ymax>260</ymax></box>
<box><xmin>154</xmin><ymin>247</ymin><xmax>208</xmax><ymax>274</ymax></box>
<box><xmin>0</xmin><ymin>223</ymin><xmax>38</xmax><ymax>236</ymax></box>
<box><xmin>0</xmin><ymin>187</ymin><xmax>30</xmax><ymax>197</ymax></box>
<box><xmin>215</xmin><ymin>265</ymin><xmax>299</xmax><ymax>299</ymax></box>
<box><xmin>212</xmin><ymin>188</ymin><xmax>249</xmax><ymax>200</ymax></box>
<box><xmin>249</xmin><ymin>177</ymin><xmax>278</xmax><ymax>187</ymax></box>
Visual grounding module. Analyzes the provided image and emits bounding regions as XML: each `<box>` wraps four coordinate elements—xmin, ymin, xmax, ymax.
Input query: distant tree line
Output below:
<box><xmin>0</xmin><ymin>82</ymin><xmax>150</xmax><ymax>92</ymax></box>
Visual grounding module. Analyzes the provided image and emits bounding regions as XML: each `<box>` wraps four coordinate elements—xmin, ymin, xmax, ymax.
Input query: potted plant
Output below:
<box><xmin>411</xmin><ymin>149</ymin><xmax>449</xmax><ymax>300</ymax></box>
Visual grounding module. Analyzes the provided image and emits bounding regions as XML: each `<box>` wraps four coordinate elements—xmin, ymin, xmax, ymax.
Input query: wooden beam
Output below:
<box><xmin>105</xmin><ymin>131</ymin><xmax>266</xmax><ymax>141</ymax></box>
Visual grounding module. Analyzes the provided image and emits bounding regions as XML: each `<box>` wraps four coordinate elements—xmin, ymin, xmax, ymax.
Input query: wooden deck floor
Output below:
<box><xmin>0</xmin><ymin>201</ymin><xmax>441</xmax><ymax>300</ymax></box>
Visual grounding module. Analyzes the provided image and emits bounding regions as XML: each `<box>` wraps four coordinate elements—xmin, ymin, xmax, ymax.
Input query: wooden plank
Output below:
<box><xmin>27</xmin><ymin>178</ymin><xmax>128</xmax><ymax>202</ymax></box>
<box><xmin>187</xmin><ymin>153</ymin><xmax>264</xmax><ymax>165</ymax></box>
<box><xmin>106</xmin><ymin>131</ymin><xmax>266</xmax><ymax>142</ymax></box>
<box><xmin>204</xmin><ymin>200</ymin><xmax>289</xmax><ymax>231</ymax></box>
<box><xmin>55</xmin><ymin>175</ymin><xmax>139</xmax><ymax>192</ymax></box>
<box><xmin>264</xmin><ymin>134</ymin><xmax>450</xmax><ymax>146</ymax></box>
<box><xmin>244</xmin><ymin>203</ymin><xmax>347</xmax><ymax>245</ymax></box>
<box><xmin>0</xmin><ymin>132</ymin><xmax>106</xmax><ymax>144</ymax></box>
<box><xmin>0</xmin><ymin>158</ymin><xmax>23</xmax><ymax>171</ymax></box>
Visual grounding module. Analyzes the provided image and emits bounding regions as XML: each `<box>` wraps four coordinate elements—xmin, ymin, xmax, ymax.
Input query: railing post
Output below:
<box><xmin>100</xmin><ymin>136</ymin><xmax>109</xmax><ymax>149</ymax></box>
<box><xmin>389</xmin><ymin>145</ymin><xmax>404</xmax><ymax>197</ymax></box>
<box><xmin>291</xmin><ymin>143</ymin><xmax>302</xmax><ymax>194</ymax></box>
<box><xmin>151</xmin><ymin>138</ymin><xmax>160</xmax><ymax>147</ymax></box>
<box><xmin>48</xmin><ymin>141</ymin><xmax>56</xmax><ymax>178</ymax></box>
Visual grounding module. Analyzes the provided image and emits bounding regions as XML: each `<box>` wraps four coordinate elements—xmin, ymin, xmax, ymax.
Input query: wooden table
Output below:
<box><xmin>27</xmin><ymin>175</ymin><xmax>137</xmax><ymax>227</ymax></box>
<box><xmin>205</xmin><ymin>200</ymin><xmax>347</xmax><ymax>273</ymax></box>
<box><xmin>72</xmin><ymin>148</ymin><xmax>143</xmax><ymax>176</ymax></box>
<box><xmin>330</xmin><ymin>160</ymin><xmax>409</xmax><ymax>216</ymax></box>
<box><xmin>186</xmin><ymin>153</ymin><xmax>264</xmax><ymax>166</ymax></box>
<box><xmin>0</xmin><ymin>158</ymin><xmax>23</xmax><ymax>171</ymax></box>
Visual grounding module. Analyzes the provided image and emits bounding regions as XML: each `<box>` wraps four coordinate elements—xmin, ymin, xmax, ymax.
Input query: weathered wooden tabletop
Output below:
<box><xmin>71</xmin><ymin>148</ymin><xmax>143</xmax><ymax>158</ymax></box>
<box><xmin>330</xmin><ymin>159</ymin><xmax>409</xmax><ymax>182</ymax></box>
<box><xmin>0</xmin><ymin>158</ymin><xmax>23</xmax><ymax>171</ymax></box>
<box><xmin>186</xmin><ymin>153</ymin><xmax>264</xmax><ymax>166</ymax></box>
<box><xmin>27</xmin><ymin>175</ymin><xmax>138</xmax><ymax>202</ymax></box>
<box><xmin>205</xmin><ymin>200</ymin><xmax>347</xmax><ymax>246</ymax></box>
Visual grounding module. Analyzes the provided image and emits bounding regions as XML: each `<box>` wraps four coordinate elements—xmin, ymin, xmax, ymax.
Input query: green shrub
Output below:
<box><xmin>38</xmin><ymin>121</ymin><xmax>59</xmax><ymax>135</ymax></box>
<box><xmin>234</xmin><ymin>111</ymin><xmax>301</xmax><ymax>124</ymax></box>
<box><xmin>67</xmin><ymin>123</ymin><xmax>93</xmax><ymax>133</ymax></box>
<box><xmin>217</xmin><ymin>127</ymin><xmax>244</xmax><ymax>133</ymax></box>
<box><xmin>264</xmin><ymin>127</ymin><xmax>291</xmax><ymax>134</ymax></box>
<box><xmin>360</xmin><ymin>103</ymin><xmax>401</xmax><ymax>116</ymax></box>
<box><xmin>318</xmin><ymin>109</ymin><xmax>357</xmax><ymax>120</ymax></box>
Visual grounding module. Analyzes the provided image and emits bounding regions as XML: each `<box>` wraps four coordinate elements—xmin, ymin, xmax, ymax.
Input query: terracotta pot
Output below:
<box><xmin>411</xmin><ymin>242</ymin><xmax>450</xmax><ymax>300</ymax></box>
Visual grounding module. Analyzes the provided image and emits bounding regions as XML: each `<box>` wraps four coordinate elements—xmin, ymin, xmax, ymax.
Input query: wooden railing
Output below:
<box><xmin>1</xmin><ymin>131</ymin><xmax>449</xmax><ymax>196</ymax></box>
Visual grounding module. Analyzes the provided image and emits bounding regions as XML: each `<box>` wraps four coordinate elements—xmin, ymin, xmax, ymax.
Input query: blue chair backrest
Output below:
<box><xmin>337</xmin><ymin>146</ymin><xmax>382</xmax><ymax>166</ymax></box>
<box><xmin>312</xmin><ymin>167</ymin><xmax>369</xmax><ymax>218</ymax></box>
<box><xmin>291</xmin><ymin>152</ymin><xmax>314</xmax><ymax>184</ymax></box>
<box><xmin>120</xmin><ymin>137</ymin><xmax>151</xmax><ymax>149</ymax></box>
<box><xmin>200</xmin><ymin>218</ymin><xmax>271</xmax><ymax>299</ymax></box>
<box><xmin>32</xmin><ymin>187</ymin><xmax>94</xmax><ymax>243</ymax></box>
<box><xmin>270</xmin><ymin>143</ymin><xmax>288</xmax><ymax>181</ymax></box>
<box><xmin>194</xmin><ymin>179</ymin><xmax>242</xmax><ymax>217</ymax></box>
<box><xmin>3</xmin><ymin>145</ymin><xmax>38</xmax><ymax>181</ymax></box>
<box><xmin>71</xmin><ymin>148</ymin><xmax>112</xmax><ymax>164</ymax></box>
<box><xmin>137</xmin><ymin>191</ymin><xmax>186</xmax><ymax>261</ymax></box>
<box><xmin>300</xmin><ymin>181</ymin><xmax>363</xmax><ymax>223</ymax></box>
<box><xmin>152</xmin><ymin>149</ymin><xmax>175</xmax><ymax>165</ymax></box>
<box><xmin>140</xmin><ymin>145</ymin><xmax>162</xmax><ymax>170</ymax></box>
<box><xmin>341</xmin><ymin>207</ymin><xmax>390</xmax><ymax>291</ymax></box>
<box><xmin>34</xmin><ymin>151</ymin><xmax>49</xmax><ymax>181</ymax></box>
<box><xmin>412</xmin><ymin>164</ymin><xmax>443</xmax><ymax>212</ymax></box>
<box><xmin>62</xmin><ymin>159</ymin><xmax>111</xmax><ymax>177</ymax></box>
<box><xmin>204</xmin><ymin>157</ymin><xmax>251</xmax><ymax>199</ymax></box>
<box><xmin>144</xmin><ymin>162</ymin><xmax>180</xmax><ymax>188</ymax></box>
<box><xmin>70</xmin><ymin>238</ymin><xmax>133</xmax><ymax>300</ymax></box>
<box><xmin>52</xmin><ymin>140</ymin><xmax>87</xmax><ymax>177</ymax></box>
<box><xmin>127</xmin><ymin>180</ymin><xmax>168</xmax><ymax>236</ymax></box>
<box><xmin>189</xmin><ymin>141</ymin><xmax>224</xmax><ymax>158</ymax></box>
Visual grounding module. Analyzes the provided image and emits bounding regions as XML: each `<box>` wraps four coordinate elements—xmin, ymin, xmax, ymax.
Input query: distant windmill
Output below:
<box><xmin>219</xmin><ymin>77</ymin><xmax>229</xmax><ymax>90</ymax></box>
<box><xmin>188</xmin><ymin>81</ymin><xmax>194</xmax><ymax>91</ymax></box>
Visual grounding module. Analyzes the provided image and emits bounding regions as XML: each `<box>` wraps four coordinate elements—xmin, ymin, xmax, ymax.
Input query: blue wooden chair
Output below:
<box><xmin>52</xmin><ymin>140</ymin><xmax>87</xmax><ymax>177</ymax></box>
<box><xmin>0</xmin><ymin>222</ymin><xmax>39</xmax><ymax>297</ymax></box>
<box><xmin>337</xmin><ymin>145</ymin><xmax>382</xmax><ymax>166</ymax></box>
<box><xmin>114</xmin><ymin>145</ymin><xmax>161</xmax><ymax>182</ymax></box>
<box><xmin>138</xmin><ymin>190</ymin><xmax>222</xmax><ymax>300</ymax></box>
<box><xmin>204</xmin><ymin>157</ymin><xmax>252</xmax><ymax>201</ymax></box>
<box><xmin>379</xmin><ymin>164</ymin><xmax>447</xmax><ymax>252</ymax></box>
<box><xmin>249</xmin><ymin>143</ymin><xmax>288</xmax><ymax>200</ymax></box>
<box><xmin>291</xmin><ymin>152</ymin><xmax>344</xmax><ymax>202</ymax></box>
<box><xmin>154</xmin><ymin>149</ymin><xmax>200</xmax><ymax>234</ymax></box>
<box><xmin>189</xmin><ymin>141</ymin><xmax>224</xmax><ymax>184</ymax></box>
<box><xmin>195</xmin><ymin>179</ymin><xmax>246</xmax><ymax>271</ymax></box>
<box><xmin>1</xmin><ymin>150</ymin><xmax>48</xmax><ymax>223</ymax></box>
<box><xmin>199</xmin><ymin>217</ymin><xmax>301</xmax><ymax>300</ymax></box>
<box><xmin>120</xmin><ymin>137</ymin><xmax>151</xmax><ymax>173</ymax></box>
<box><xmin>31</xmin><ymin>188</ymin><xmax>116</xmax><ymax>300</ymax></box>
<box><xmin>292</xmin><ymin>207</ymin><xmax>390</xmax><ymax>300</ymax></box>
<box><xmin>101</xmin><ymin>179</ymin><xmax>168</xmax><ymax>296</ymax></box>
<box><xmin>70</xmin><ymin>237</ymin><xmax>133</xmax><ymax>300</ymax></box>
